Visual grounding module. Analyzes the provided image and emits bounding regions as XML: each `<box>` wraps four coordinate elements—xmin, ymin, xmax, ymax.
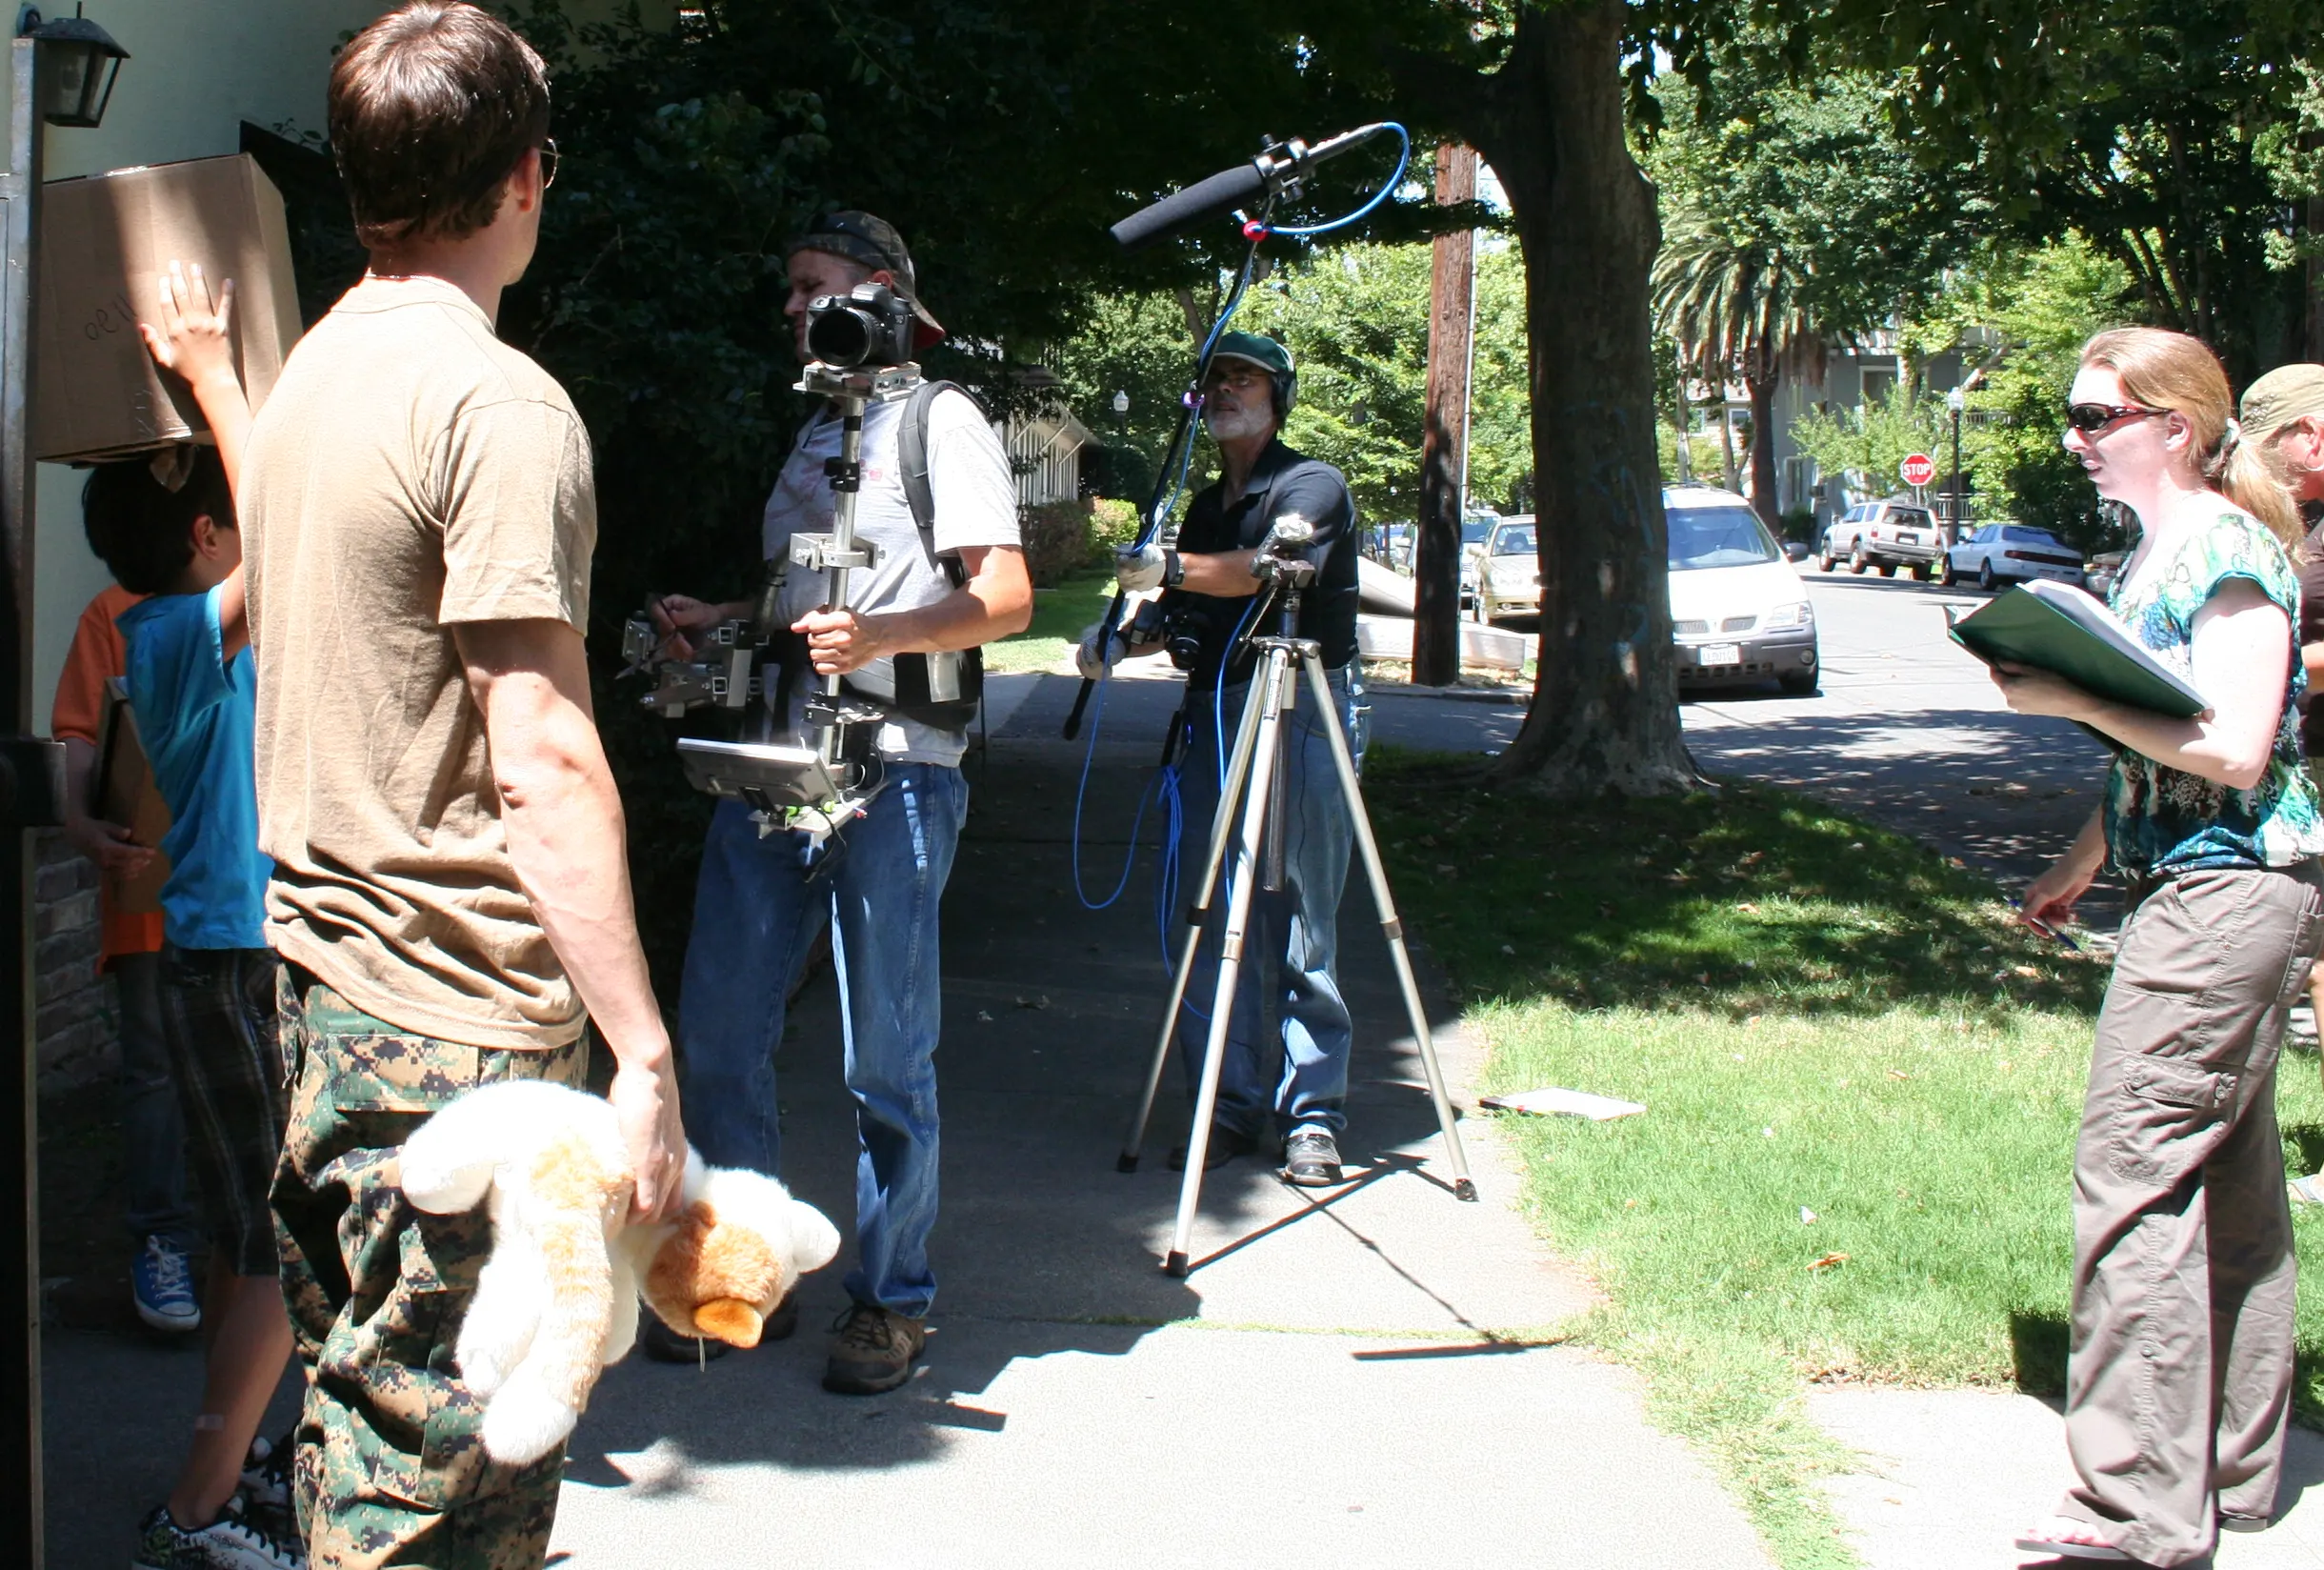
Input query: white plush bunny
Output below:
<box><xmin>400</xmin><ymin>1079</ymin><xmax>841</xmax><ymax>1464</ymax></box>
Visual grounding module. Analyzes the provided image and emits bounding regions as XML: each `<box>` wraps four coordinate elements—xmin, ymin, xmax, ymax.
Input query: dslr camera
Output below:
<box><xmin>1126</xmin><ymin>595</ymin><xmax>1207</xmax><ymax>673</ymax></box>
<box><xmin>805</xmin><ymin>282</ymin><xmax>918</xmax><ymax>369</ymax></box>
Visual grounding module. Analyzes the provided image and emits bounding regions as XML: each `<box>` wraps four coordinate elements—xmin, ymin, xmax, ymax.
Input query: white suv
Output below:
<box><xmin>1818</xmin><ymin>499</ymin><xmax>1945</xmax><ymax>577</ymax></box>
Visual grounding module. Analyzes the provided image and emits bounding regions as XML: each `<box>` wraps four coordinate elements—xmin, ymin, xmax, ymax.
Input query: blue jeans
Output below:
<box><xmin>114</xmin><ymin>949</ymin><xmax>195</xmax><ymax>1247</ymax></box>
<box><xmin>1174</xmin><ymin>664</ymin><xmax>1369</xmax><ymax>1139</ymax></box>
<box><xmin>676</xmin><ymin>763</ymin><xmax>967</xmax><ymax>1318</ymax></box>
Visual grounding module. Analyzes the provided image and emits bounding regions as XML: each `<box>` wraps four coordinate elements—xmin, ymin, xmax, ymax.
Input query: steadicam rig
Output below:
<box><xmin>621</xmin><ymin>359</ymin><xmax>926</xmax><ymax>843</ymax></box>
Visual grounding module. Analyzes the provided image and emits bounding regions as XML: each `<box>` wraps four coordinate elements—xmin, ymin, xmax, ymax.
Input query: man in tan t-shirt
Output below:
<box><xmin>239</xmin><ymin>7</ymin><xmax>681</xmax><ymax>1564</ymax></box>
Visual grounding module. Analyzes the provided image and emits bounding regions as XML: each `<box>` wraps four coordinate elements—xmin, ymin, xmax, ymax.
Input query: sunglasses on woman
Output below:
<box><xmin>2063</xmin><ymin>402</ymin><xmax>2166</xmax><ymax>433</ymax></box>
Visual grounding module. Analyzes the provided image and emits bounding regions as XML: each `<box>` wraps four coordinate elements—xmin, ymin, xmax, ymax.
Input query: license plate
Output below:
<box><xmin>1698</xmin><ymin>643</ymin><xmax>1742</xmax><ymax>666</ymax></box>
<box><xmin>1897</xmin><ymin>533</ymin><xmax>1918</xmax><ymax>545</ymax></box>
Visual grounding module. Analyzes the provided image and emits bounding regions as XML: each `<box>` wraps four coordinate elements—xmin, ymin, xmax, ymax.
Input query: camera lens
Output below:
<box><xmin>1165</xmin><ymin>635</ymin><xmax>1202</xmax><ymax>671</ymax></box>
<box><xmin>806</xmin><ymin>302</ymin><xmax>875</xmax><ymax>367</ymax></box>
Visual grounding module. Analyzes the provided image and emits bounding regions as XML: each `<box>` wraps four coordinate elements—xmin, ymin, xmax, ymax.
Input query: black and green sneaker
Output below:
<box><xmin>131</xmin><ymin>1494</ymin><xmax>305</xmax><ymax>1569</ymax></box>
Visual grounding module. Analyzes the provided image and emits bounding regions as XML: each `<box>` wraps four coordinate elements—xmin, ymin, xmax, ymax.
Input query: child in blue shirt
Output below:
<box><xmin>90</xmin><ymin>295</ymin><xmax>301</xmax><ymax>1568</ymax></box>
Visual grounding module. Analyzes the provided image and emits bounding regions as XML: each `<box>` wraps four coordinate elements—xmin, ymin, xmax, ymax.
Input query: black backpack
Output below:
<box><xmin>852</xmin><ymin>379</ymin><xmax>986</xmax><ymax>731</ymax></box>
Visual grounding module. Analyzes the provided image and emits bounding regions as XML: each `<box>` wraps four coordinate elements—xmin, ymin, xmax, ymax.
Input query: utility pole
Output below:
<box><xmin>1412</xmin><ymin>141</ymin><xmax>1475</xmax><ymax>687</ymax></box>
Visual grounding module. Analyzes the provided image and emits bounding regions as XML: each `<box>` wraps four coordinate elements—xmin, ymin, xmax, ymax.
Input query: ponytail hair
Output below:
<box><xmin>2080</xmin><ymin>327</ymin><xmax>2305</xmax><ymax>554</ymax></box>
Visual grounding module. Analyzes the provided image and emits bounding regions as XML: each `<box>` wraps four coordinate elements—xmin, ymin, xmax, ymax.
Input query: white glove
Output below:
<box><xmin>1075</xmin><ymin>622</ymin><xmax>1124</xmax><ymax>681</ymax></box>
<box><xmin>1115</xmin><ymin>542</ymin><xmax>1170</xmax><ymax>592</ymax></box>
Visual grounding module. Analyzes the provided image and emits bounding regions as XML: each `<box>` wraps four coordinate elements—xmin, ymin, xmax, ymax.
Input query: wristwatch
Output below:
<box><xmin>1162</xmin><ymin>549</ymin><xmax>1185</xmax><ymax>589</ymax></box>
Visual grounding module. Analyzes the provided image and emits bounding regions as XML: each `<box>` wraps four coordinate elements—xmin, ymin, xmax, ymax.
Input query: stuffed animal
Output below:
<box><xmin>400</xmin><ymin>1078</ymin><xmax>842</xmax><ymax>1464</ymax></box>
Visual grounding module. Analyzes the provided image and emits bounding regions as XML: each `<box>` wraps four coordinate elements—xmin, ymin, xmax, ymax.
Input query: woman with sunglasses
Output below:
<box><xmin>2001</xmin><ymin>327</ymin><xmax>2324</xmax><ymax>1567</ymax></box>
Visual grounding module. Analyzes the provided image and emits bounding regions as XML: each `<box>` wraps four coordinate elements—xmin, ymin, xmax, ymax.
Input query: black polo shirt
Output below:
<box><xmin>1162</xmin><ymin>437</ymin><xmax>1359</xmax><ymax>690</ymax></box>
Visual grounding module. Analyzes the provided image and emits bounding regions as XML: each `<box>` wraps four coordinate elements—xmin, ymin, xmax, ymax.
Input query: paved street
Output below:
<box><xmin>1683</xmin><ymin>570</ymin><xmax>2117</xmax><ymax>914</ymax></box>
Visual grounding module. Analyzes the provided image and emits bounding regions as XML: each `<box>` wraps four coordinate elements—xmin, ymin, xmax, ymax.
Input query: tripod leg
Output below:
<box><xmin>1119</xmin><ymin>678</ymin><xmax>1267</xmax><ymax>1172</ymax></box>
<box><xmin>1166</xmin><ymin>652</ymin><xmax>1293</xmax><ymax>1276</ymax></box>
<box><xmin>1300</xmin><ymin>654</ymin><xmax>1476</xmax><ymax>1201</ymax></box>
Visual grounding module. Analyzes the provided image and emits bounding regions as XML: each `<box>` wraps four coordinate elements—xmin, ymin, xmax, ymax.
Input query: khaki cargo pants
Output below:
<box><xmin>2059</xmin><ymin>863</ymin><xmax>2324</xmax><ymax>1566</ymax></box>
<box><xmin>270</xmin><ymin>966</ymin><xmax>587</xmax><ymax>1570</ymax></box>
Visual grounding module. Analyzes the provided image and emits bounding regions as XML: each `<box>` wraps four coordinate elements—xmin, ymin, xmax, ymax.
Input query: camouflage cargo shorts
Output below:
<box><xmin>270</xmin><ymin>963</ymin><xmax>589</xmax><ymax>1570</ymax></box>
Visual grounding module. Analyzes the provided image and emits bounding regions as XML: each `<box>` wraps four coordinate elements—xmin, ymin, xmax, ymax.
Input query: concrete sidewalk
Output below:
<box><xmin>549</xmin><ymin>723</ymin><xmax>1770</xmax><ymax>1568</ymax></box>
<box><xmin>1813</xmin><ymin>1389</ymin><xmax>2324</xmax><ymax>1568</ymax></box>
<box><xmin>44</xmin><ymin>687</ymin><xmax>1774</xmax><ymax>1569</ymax></box>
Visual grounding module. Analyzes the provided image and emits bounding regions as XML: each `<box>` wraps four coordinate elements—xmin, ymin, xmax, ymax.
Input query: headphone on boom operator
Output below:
<box><xmin>1207</xmin><ymin>331</ymin><xmax>1297</xmax><ymax>422</ymax></box>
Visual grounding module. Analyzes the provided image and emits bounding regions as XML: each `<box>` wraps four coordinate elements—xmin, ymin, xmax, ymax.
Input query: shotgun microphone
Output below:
<box><xmin>1108</xmin><ymin>124</ymin><xmax>1400</xmax><ymax>251</ymax></box>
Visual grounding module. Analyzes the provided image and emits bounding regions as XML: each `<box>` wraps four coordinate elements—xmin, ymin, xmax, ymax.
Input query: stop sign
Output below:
<box><xmin>1900</xmin><ymin>453</ymin><xmax>1937</xmax><ymax>487</ymax></box>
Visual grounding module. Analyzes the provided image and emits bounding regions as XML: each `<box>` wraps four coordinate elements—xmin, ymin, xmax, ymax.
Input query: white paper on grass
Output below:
<box><xmin>1478</xmin><ymin>1087</ymin><xmax>1647</xmax><ymax>1121</ymax></box>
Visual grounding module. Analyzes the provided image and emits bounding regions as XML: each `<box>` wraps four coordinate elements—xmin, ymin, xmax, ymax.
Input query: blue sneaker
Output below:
<box><xmin>131</xmin><ymin>1235</ymin><xmax>200</xmax><ymax>1334</ymax></box>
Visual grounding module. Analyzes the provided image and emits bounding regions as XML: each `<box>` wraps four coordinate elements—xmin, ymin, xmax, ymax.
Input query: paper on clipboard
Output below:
<box><xmin>1478</xmin><ymin>1087</ymin><xmax>1647</xmax><ymax>1121</ymax></box>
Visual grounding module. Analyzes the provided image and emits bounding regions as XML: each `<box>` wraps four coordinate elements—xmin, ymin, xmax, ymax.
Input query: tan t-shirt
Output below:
<box><xmin>241</xmin><ymin>276</ymin><xmax>593</xmax><ymax>1049</ymax></box>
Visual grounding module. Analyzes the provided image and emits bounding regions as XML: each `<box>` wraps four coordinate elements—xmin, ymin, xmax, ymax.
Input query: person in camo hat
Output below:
<box><xmin>2244</xmin><ymin>363</ymin><xmax>2324</xmax><ymax>1203</ymax></box>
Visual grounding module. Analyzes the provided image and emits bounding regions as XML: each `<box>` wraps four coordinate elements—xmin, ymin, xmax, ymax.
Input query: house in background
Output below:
<box><xmin>5</xmin><ymin>0</ymin><xmax>387</xmax><ymax>1086</ymax></box>
<box><xmin>1688</xmin><ymin>331</ymin><xmax>1986</xmax><ymax>528</ymax></box>
<box><xmin>6</xmin><ymin>0</ymin><xmax>662</xmax><ymax>1084</ymax></box>
<box><xmin>1005</xmin><ymin>403</ymin><xmax>1095</xmax><ymax>507</ymax></box>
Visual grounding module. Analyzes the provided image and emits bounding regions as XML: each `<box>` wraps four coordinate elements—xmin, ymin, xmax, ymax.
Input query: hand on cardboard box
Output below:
<box><xmin>140</xmin><ymin>260</ymin><xmax>251</xmax><ymax>494</ymax></box>
<box><xmin>65</xmin><ymin>815</ymin><xmax>155</xmax><ymax>880</ymax></box>
<box><xmin>139</xmin><ymin>261</ymin><xmax>237</xmax><ymax>394</ymax></box>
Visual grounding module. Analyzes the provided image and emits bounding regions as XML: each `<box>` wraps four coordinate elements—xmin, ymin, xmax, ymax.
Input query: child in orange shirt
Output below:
<box><xmin>52</xmin><ymin>583</ymin><xmax>197</xmax><ymax>1334</ymax></box>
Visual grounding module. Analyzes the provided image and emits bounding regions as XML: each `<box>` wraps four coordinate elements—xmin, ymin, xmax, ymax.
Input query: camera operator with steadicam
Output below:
<box><xmin>647</xmin><ymin>211</ymin><xmax>1031</xmax><ymax>1393</ymax></box>
<box><xmin>1077</xmin><ymin>331</ymin><xmax>1367</xmax><ymax>1186</ymax></box>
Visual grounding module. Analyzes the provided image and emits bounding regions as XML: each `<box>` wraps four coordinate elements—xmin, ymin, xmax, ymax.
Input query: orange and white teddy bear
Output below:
<box><xmin>400</xmin><ymin>1078</ymin><xmax>842</xmax><ymax>1464</ymax></box>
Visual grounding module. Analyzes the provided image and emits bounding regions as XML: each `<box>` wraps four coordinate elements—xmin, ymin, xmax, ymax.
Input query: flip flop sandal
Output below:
<box><xmin>2291</xmin><ymin>1175</ymin><xmax>2324</xmax><ymax>1206</ymax></box>
<box><xmin>2013</xmin><ymin>1522</ymin><xmax>2134</xmax><ymax>1562</ymax></box>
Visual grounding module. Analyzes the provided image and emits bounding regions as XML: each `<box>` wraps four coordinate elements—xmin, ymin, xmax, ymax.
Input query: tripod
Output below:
<box><xmin>1118</xmin><ymin>554</ymin><xmax>1476</xmax><ymax>1278</ymax></box>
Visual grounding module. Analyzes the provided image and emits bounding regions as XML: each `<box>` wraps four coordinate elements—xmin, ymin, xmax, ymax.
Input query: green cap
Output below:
<box><xmin>1210</xmin><ymin>331</ymin><xmax>1293</xmax><ymax>377</ymax></box>
<box><xmin>2242</xmin><ymin>363</ymin><xmax>2324</xmax><ymax>439</ymax></box>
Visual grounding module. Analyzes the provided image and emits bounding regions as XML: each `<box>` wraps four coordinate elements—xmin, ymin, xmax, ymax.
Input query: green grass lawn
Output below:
<box><xmin>985</xmin><ymin>570</ymin><xmax>1117</xmax><ymax>674</ymax></box>
<box><xmin>1365</xmin><ymin>752</ymin><xmax>2324</xmax><ymax>1568</ymax></box>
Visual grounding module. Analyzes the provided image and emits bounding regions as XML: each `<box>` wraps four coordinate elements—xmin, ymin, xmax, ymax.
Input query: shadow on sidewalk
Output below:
<box><xmin>559</xmin><ymin>735</ymin><xmax>1494</xmax><ymax>1478</ymax></box>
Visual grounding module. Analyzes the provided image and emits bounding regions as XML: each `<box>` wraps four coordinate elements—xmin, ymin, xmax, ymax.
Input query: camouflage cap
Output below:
<box><xmin>2241</xmin><ymin>363</ymin><xmax>2324</xmax><ymax>439</ymax></box>
<box><xmin>786</xmin><ymin>209</ymin><xmax>945</xmax><ymax>348</ymax></box>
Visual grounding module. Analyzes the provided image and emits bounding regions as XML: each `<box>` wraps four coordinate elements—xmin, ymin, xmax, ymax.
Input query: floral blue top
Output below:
<box><xmin>2103</xmin><ymin>512</ymin><xmax>2324</xmax><ymax>878</ymax></box>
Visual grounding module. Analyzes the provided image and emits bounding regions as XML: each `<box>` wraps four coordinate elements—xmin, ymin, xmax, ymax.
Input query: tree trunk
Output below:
<box><xmin>1466</xmin><ymin>1</ymin><xmax>1692</xmax><ymax>794</ymax></box>
<box><xmin>1747</xmin><ymin>371</ymin><xmax>1780</xmax><ymax>531</ymax></box>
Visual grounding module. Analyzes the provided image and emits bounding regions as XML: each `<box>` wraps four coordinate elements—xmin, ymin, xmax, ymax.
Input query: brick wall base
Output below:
<box><xmin>33</xmin><ymin>830</ymin><xmax>119</xmax><ymax>1094</ymax></box>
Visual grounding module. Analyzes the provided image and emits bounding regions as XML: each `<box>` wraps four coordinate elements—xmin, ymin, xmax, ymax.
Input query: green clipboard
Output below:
<box><xmin>1948</xmin><ymin>580</ymin><xmax>2206</xmax><ymax>717</ymax></box>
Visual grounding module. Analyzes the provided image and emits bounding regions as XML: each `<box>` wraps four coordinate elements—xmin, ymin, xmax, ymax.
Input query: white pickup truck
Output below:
<box><xmin>1816</xmin><ymin>498</ymin><xmax>1946</xmax><ymax>578</ymax></box>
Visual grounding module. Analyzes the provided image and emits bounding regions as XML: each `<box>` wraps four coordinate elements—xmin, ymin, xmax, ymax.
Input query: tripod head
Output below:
<box><xmin>1224</xmin><ymin>513</ymin><xmax>1319</xmax><ymax>659</ymax></box>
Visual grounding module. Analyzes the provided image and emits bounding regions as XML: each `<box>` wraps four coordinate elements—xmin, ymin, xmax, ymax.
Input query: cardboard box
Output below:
<box><xmin>35</xmin><ymin>152</ymin><xmax>303</xmax><ymax>463</ymax></box>
<box><xmin>93</xmin><ymin>677</ymin><xmax>170</xmax><ymax>913</ymax></box>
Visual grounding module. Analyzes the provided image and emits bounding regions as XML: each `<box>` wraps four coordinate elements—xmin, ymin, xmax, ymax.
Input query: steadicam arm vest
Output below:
<box><xmin>784</xmin><ymin>379</ymin><xmax>989</xmax><ymax>735</ymax></box>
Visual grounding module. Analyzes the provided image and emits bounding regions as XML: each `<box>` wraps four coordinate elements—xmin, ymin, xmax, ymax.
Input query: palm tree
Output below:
<box><xmin>1652</xmin><ymin>219</ymin><xmax>1828</xmax><ymax>531</ymax></box>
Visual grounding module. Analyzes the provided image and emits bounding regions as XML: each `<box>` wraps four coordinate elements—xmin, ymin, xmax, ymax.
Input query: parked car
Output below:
<box><xmin>1666</xmin><ymin>485</ymin><xmax>1819</xmax><ymax>694</ymax></box>
<box><xmin>2083</xmin><ymin>549</ymin><xmax>2127</xmax><ymax>600</ymax></box>
<box><xmin>1456</xmin><ymin>512</ymin><xmax>1500</xmax><ymax>611</ymax></box>
<box><xmin>1366</xmin><ymin>522</ymin><xmax>1415</xmax><ymax>572</ymax></box>
<box><xmin>1470</xmin><ymin>516</ymin><xmax>1540</xmax><ymax>621</ymax></box>
<box><xmin>1817</xmin><ymin>498</ymin><xmax>1946</xmax><ymax>577</ymax></box>
<box><xmin>1940</xmin><ymin>524</ymin><xmax>2086</xmax><ymax>591</ymax></box>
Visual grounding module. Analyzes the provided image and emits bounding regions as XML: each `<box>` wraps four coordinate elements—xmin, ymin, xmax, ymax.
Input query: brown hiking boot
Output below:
<box><xmin>822</xmin><ymin>1301</ymin><xmax>927</xmax><ymax>1395</ymax></box>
